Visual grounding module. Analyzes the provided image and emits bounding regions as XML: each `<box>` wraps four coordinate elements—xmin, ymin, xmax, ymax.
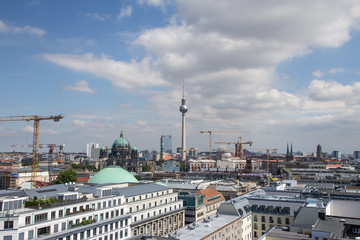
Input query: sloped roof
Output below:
<box><xmin>197</xmin><ymin>188</ymin><xmax>225</xmax><ymax>205</ymax></box>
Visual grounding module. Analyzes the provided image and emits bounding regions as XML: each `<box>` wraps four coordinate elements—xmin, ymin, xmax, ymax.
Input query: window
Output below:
<box><xmin>277</xmin><ymin>217</ymin><xmax>282</xmax><ymax>224</ymax></box>
<box><xmin>254</xmin><ymin>223</ymin><xmax>258</xmax><ymax>230</ymax></box>
<box><xmin>19</xmin><ymin>233</ymin><xmax>24</xmax><ymax>240</ymax></box>
<box><xmin>103</xmin><ymin>201</ymin><xmax>106</xmax><ymax>208</ymax></box>
<box><xmin>59</xmin><ymin>210</ymin><xmax>63</xmax><ymax>217</ymax></box>
<box><xmin>4</xmin><ymin>221</ymin><xmax>13</xmax><ymax>229</ymax></box>
<box><xmin>37</xmin><ymin>226</ymin><xmax>50</xmax><ymax>237</ymax></box>
<box><xmin>62</xmin><ymin>222</ymin><xmax>66</xmax><ymax>231</ymax></box>
<box><xmin>4</xmin><ymin>236</ymin><xmax>12</xmax><ymax>240</ymax></box>
<box><xmin>113</xmin><ymin>199</ymin><xmax>116</xmax><ymax>206</ymax></box>
<box><xmin>35</xmin><ymin>213</ymin><xmax>48</xmax><ymax>223</ymax></box>
<box><xmin>25</xmin><ymin>216</ymin><xmax>31</xmax><ymax>225</ymax></box>
<box><xmin>254</xmin><ymin>215</ymin><xmax>258</xmax><ymax>222</ymax></box>
<box><xmin>54</xmin><ymin>224</ymin><xmax>59</xmax><ymax>233</ymax></box>
<box><xmin>261</xmin><ymin>216</ymin><xmax>265</xmax><ymax>222</ymax></box>
<box><xmin>108</xmin><ymin>200</ymin><xmax>111</xmax><ymax>207</ymax></box>
<box><xmin>262</xmin><ymin>224</ymin><xmax>266</xmax><ymax>230</ymax></box>
<box><xmin>28</xmin><ymin>230</ymin><xmax>34</xmax><ymax>240</ymax></box>
<box><xmin>285</xmin><ymin>218</ymin><xmax>290</xmax><ymax>225</ymax></box>
<box><xmin>51</xmin><ymin>211</ymin><xmax>56</xmax><ymax>219</ymax></box>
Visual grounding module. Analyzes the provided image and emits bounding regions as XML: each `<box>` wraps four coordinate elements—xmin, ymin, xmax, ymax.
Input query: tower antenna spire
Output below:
<box><xmin>182</xmin><ymin>70</ymin><xmax>185</xmax><ymax>98</ymax></box>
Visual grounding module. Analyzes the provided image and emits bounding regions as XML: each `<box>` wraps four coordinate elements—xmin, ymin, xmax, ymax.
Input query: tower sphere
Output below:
<box><xmin>179</xmin><ymin>104</ymin><xmax>188</xmax><ymax>114</ymax></box>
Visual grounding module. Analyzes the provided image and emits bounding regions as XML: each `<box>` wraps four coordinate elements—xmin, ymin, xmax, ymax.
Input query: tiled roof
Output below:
<box><xmin>77</xmin><ymin>177</ymin><xmax>90</xmax><ymax>183</ymax></box>
<box><xmin>197</xmin><ymin>188</ymin><xmax>225</xmax><ymax>204</ymax></box>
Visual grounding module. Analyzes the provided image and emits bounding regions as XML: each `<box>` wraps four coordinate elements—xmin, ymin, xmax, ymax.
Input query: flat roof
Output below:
<box><xmin>175</xmin><ymin>214</ymin><xmax>240</xmax><ymax>240</ymax></box>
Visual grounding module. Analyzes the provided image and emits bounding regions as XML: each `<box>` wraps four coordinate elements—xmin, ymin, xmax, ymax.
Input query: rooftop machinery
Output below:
<box><xmin>0</xmin><ymin>114</ymin><xmax>64</xmax><ymax>188</ymax></box>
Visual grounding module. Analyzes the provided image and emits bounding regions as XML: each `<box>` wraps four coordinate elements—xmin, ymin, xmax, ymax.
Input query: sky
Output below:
<box><xmin>1</xmin><ymin>0</ymin><xmax>360</xmax><ymax>155</ymax></box>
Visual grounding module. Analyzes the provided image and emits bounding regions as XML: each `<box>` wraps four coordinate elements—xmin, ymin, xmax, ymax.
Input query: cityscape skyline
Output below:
<box><xmin>1</xmin><ymin>1</ymin><xmax>360</xmax><ymax>154</ymax></box>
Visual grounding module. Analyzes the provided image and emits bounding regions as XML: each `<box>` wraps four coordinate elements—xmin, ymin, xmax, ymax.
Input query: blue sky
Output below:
<box><xmin>1</xmin><ymin>0</ymin><xmax>360</xmax><ymax>155</ymax></box>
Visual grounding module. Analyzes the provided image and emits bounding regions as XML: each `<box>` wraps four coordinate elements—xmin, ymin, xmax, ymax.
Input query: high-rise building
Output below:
<box><xmin>354</xmin><ymin>151</ymin><xmax>360</xmax><ymax>160</ymax></box>
<box><xmin>160</xmin><ymin>135</ymin><xmax>172</xmax><ymax>154</ymax></box>
<box><xmin>332</xmin><ymin>151</ymin><xmax>341</xmax><ymax>160</ymax></box>
<box><xmin>86</xmin><ymin>142</ymin><xmax>99</xmax><ymax>158</ymax></box>
<box><xmin>316</xmin><ymin>144</ymin><xmax>323</xmax><ymax>161</ymax></box>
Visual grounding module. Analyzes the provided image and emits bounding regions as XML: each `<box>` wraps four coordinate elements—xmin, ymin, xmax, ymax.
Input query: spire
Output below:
<box><xmin>287</xmin><ymin>142</ymin><xmax>289</xmax><ymax>156</ymax></box>
<box><xmin>120</xmin><ymin>130</ymin><xmax>123</xmax><ymax>137</ymax></box>
<box><xmin>290</xmin><ymin>142</ymin><xmax>293</xmax><ymax>156</ymax></box>
<box><xmin>182</xmin><ymin>70</ymin><xmax>185</xmax><ymax>99</ymax></box>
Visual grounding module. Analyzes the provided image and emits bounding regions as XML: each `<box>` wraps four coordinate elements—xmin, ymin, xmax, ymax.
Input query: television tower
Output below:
<box><xmin>179</xmin><ymin>71</ymin><xmax>188</xmax><ymax>162</ymax></box>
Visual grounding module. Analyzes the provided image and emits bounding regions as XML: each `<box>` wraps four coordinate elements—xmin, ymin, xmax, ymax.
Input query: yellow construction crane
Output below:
<box><xmin>0</xmin><ymin>114</ymin><xmax>64</xmax><ymax>188</ymax></box>
<box><xmin>200</xmin><ymin>130</ymin><xmax>248</xmax><ymax>167</ymax></box>
<box><xmin>248</xmin><ymin>148</ymin><xmax>278</xmax><ymax>173</ymax></box>
<box><xmin>215</xmin><ymin>137</ymin><xmax>253</xmax><ymax>160</ymax></box>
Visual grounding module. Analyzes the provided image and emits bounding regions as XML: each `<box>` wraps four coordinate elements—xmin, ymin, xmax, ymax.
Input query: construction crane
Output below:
<box><xmin>247</xmin><ymin>148</ymin><xmax>278</xmax><ymax>173</ymax></box>
<box><xmin>215</xmin><ymin>137</ymin><xmax>253</xmax><ymax>160</ymax></box>
<box><xmin>200</xmin><ymin>130</ymin><xmax>248</xmax><ymax>167</ymax></box>
<box><xmin>0</xmin><ymin>114</ymin><xmax>64</xmax><ymax>188</ymax></box>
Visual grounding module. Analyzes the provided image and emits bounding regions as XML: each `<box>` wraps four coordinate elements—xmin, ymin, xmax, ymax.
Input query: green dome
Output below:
<box><xmin>132</xmin><ymin>146</ymin><xmax>138</xmax><ymax>151</ymax></box>
<box><xmin>112</xmin><ymin>131</ymin><xmax>130</xmax><ymax>148</ymax></box>
<box><xmin>88</xmin><ymin>166</ymin><xmax>139</xmax><ymax>184</ymax></box>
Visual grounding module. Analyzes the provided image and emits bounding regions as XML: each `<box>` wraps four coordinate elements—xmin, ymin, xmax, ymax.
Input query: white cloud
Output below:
<box><xmin>63</xmin><ymin>80</ymin><xmax>95</xmax><ymax>93</ymax></box>
<box><xmin>72</xmin><ymin>120</ymin><xmax>86</xmax><ymax>127</ymax></box>
<box><xmin>118</xmin><ymin>6</ymin><xmax>132</xmax><ymax>19</ymax></box>
<box><xmin>38</xmin><ymin>1</ymin><xmax>360</xmax><ymax>152</ymax></box>
<box><xmin>0</xmin><ymin>20</ymin><xmax>46</xmax><ymax>36</ymax></box>
<box><xmin>309</xmin><ymin>79</ymin><xmax>360</xmax><ymax>105</ymax></box>
<box><xmin>328</xmin><ymin>67</ymin><xmax>345</xmax><ymax>74</ymax></box>
<box><xmin>43</xmin><ymin>53</ymin><xmax>168</xmax><ymax>89</ymax></box>
<box><xmin>85</xmin><ymin>12</ymin><xmax>111</xmax><ymax>21</ymax></box>
<box><xmin>137</xmin><ymin>0</ymin><xmax>166</xmax><ymax>7</ymax></box>
<box><xmin>22</xmin><ymin>126</ymin><xmax>33</xmax><ymax>133</ymax></box>
<box><xmin>312</xmin><ymin>70</ymin><xmax>324</xmax><ymax>78</ymax></box>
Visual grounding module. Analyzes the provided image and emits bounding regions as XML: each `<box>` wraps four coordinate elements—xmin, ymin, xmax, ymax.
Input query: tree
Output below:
<box><xmin>55</xmin><ymin>169</ymin><xmax>77</xmax><ymax>184</ymax></box>
<box><xmin>179</xmin><ymin>161</ymin><xmax>185</xmax><ymax>172</ymax></box>
<box><xmin>142</xmin><ymin>165</ymin><xmax>151</xmax><ymax>172</ymax></box>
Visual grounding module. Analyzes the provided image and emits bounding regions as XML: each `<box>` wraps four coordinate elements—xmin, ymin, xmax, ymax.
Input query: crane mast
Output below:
<box><xmin>0</xmin><ymin>114</ymin><xmax>64</xmax><ymax>188</ymax></box>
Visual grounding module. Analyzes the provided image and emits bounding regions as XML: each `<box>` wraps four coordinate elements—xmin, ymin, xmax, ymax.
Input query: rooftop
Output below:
<box><xmin>175</xmin><ymin>214</ymin><xmax>240</xmax><ymax>240</ymax></box>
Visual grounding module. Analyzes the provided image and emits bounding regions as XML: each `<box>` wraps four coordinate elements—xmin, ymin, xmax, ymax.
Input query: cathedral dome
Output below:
<box><xmin>112</xmin><ymin>131</ymin><xmax>130</xmax><ymax>148</ymax></box>
<box><xmin>88</xmin><ymin>165</ymin><xmax>139</xmax><ymax>184</ymax></box>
